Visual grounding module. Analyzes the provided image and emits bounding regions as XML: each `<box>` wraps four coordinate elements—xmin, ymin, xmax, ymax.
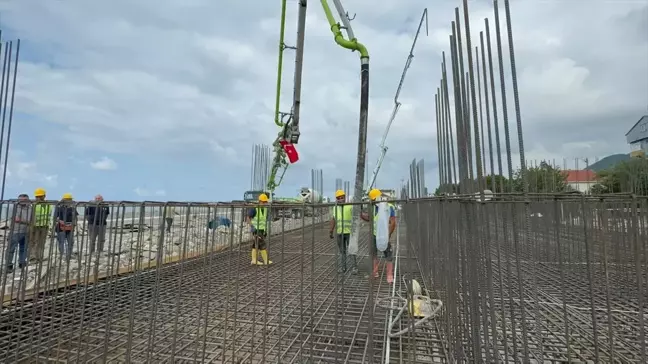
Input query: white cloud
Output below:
<box><xmin>0</xmin><ymin>0</ymin><xmax>645</xmax><ymax>196</ymax></box>
<box><xmin>90</xmin><ymin>157</ymin><xmax>117</xmax><ymax>170</ymax></box>
<box><xmin>134</xmin><ymin>187</ymin><xmax>166</xmax><ymax>197</ymax></box>
<box><xmin>2</xmin><ymin>151</ymin><xmax>58</xmax><ymax>190</ymax></box>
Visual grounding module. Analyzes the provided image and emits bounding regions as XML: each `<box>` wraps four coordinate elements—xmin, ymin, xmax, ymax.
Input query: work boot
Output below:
<box><xmin>250</xmin><ymin>249</ymin><xmax>259</xmax><ymax>265</ymax></box>
<box><xmin>260</xmin><ymin>250</ymin><xmax>272</xmax><ymax>265</ymax></box>
<box><xmin>372</xmin><ymin>258</ymin><xmax>379</xmax><ymax>278</ymax></box>
<box><xmin>386</xmin><ymin>262</ymin><xmax>394</xmax><ymax>283</ymax></box>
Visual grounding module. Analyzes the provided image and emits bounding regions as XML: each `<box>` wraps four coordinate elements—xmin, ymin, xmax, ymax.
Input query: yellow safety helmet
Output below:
<box><xmin>335</xmin><ymin>189</ymin><xmax>345</xmax><ymax>198</ymax></box>
<box><xmin>368</xmin><ymin>188</ymin><xmax>382</xmax><ymax>201</ymax></box>
<box><xmin>62</xmin><ymin>193</ymin><xmax>73</xmax><ymax>200</ymax></box>
<box><xmin>258</xmin><ymin>193</ymin><xmax>269</xmax><ymax>202</ymax></box>
<box><xmin>34</xmin><ymin>187</ymin><xmax>46</xmax><ymax>197</ymax></box>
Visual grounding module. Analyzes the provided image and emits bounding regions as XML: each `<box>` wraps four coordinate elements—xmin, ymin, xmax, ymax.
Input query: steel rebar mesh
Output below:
<box><xmin>404</xmin><ymin>194</ymin><xmax>647</xmax><ymax>363</ymax></box>
<box><xmin>0</xmin><ymin>199</ymin><xmax>442</xmax><ymax>363</ymax></box>
<box><xmin>0</xmin><ymin>195</ymin><xmax>645</xmax><ymax>362</ymax></box>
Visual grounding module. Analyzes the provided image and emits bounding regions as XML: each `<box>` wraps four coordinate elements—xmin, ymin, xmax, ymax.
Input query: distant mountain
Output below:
<box><xmin>586</xmin><ymin>153</ymin><xmax>631</xmax><ymax>172</ymax></box>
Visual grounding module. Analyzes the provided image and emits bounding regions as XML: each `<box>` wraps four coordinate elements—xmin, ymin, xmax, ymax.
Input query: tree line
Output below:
<box><xmin>434</xmin><ymin>157</ymin><xmax>648</xmax><ymax>196</ymax></box>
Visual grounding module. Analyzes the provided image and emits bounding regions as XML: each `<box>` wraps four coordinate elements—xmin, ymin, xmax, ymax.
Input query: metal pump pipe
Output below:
<box><xmin>319</xmin><ymin>0</ymin><xmax>369</xmax><ymax>264</ymax></box>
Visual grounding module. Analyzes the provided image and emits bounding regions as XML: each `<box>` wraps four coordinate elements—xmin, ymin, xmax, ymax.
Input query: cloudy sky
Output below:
<box><xmin>0</xmin><ymin>0</ymin><xmax>646</xmax><ymax>201</ymax></box>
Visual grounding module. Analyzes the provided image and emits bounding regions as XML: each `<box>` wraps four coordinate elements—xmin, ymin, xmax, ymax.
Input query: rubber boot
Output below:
<box><xmin>372</xmin><ymin>258</ymin><xmax>379</xmax><ymax>278</ymax></box>
<box><xmin>260</xmin><ymin>250</ymin><xmax>272</xmax><ymax>265</ymax></box>
<box><xmin>250</xmin><ymin>249</ymin><xmax>258</xmax><ymax>265</ymax></box>
<box><xmin>386</xmin><ymin>262</ymin><xmax>394</xmax><ymax>283</ymax></box>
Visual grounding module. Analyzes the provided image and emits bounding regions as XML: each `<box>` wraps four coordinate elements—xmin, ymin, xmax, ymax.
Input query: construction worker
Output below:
<box><xmin>30</xmin><ymin>187</ymin><xmax>52</xmax><ymax>262</ymax></box>
<box><xmin>329</xmin><ymin>189</ymin><xmax>353</xmax><ymax>273</ymax></box>
<box><xmin>246</xmin><ymin>193</ymin><xmax>272</xmax><ymax>265</ymax></box>
<box><xmin>164</xmin><ymin>205</ymin><xmax>180</xmax><ymax>233</ymax></box>
<box><xmin>5</xmin><ymin>194</ymin><xmax>31</xmax><ymax>273</ymax></box>
<box><xmin>361</xmin><ymin>188</ymin><xmax>396</xmax><ymax>283</ymax></box>
<box><xmin>85</xmin><ymin>194</ymin><xmax>110</xmax><ymax>254</ymax></box>
<box><xmin>54</xmin><ymin>193</ymin><xmax>78</xmax><ymax>260</ymax></box>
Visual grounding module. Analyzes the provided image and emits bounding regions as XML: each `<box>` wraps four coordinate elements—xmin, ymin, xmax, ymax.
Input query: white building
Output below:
<box><xmin>564</xmin><ymin>170</ymin><xmax>597</xmax><ymax>193</ymax></box>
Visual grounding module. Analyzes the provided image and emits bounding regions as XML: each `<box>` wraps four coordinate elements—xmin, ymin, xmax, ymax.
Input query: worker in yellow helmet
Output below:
<box><xmin>54</xmin><ymin>193</ymin><xmax>78</xmax><ymax>259</ymax></box>
<box><xmin>30</xmin><ymin>187</ymin><xmax>52</xmax><ymax>262</ymax></box>
<box><xmin>246</xmin><ymin>193</ymin><xmax>272</xmax><ymax>265</ymax></box>
<box><xmin>329</xmin><ymin>189</ymin><xmax>354</xmax><ymax>273</ymax></box>
<box><xmin>361</xmin><ymin>188</ymin><xmax>397</xmax><ymax>283</ymax></box>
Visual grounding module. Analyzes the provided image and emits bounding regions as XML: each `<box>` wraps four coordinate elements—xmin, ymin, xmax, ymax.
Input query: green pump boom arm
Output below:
<box><xmin>320</xmin><ymin>0</ymin><xmax>368</xmax><ymax>58</ymax></box>
<box><xmin>267</xmin><ymin>0</ymin><xmax>370</xmax><ymax>196</ymax></box>
<box><xmin>267</xmin><ymin>0</ymin><xmax>308</xmax><ymax>194</ymax></box>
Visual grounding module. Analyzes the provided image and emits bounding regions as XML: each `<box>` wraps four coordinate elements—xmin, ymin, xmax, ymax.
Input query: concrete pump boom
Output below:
<box><xmin>266</xmin><ymin>0</ymin><xmax>307</xmax><ymax>194</ymax></box>
<box><xmin>267</xmin><ymin>0</ymin><xmax>370</xmax><ymax>199</ymax></box>
<box><xmin>368</xmin><ymin>9</ymin><xmax>428</xmax><ymax>191</ymax></box>
<box><xmin>319</xmin><ymin>0</ymin><xmax>370</xmax><ymax>261</ymax></box>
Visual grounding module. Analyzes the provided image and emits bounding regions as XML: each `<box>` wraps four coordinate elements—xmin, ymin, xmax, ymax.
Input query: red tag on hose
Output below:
<box><xmin>279</xmin><ymin>140</ymin><xmax>299</xmax><ymax>163</ymax></box>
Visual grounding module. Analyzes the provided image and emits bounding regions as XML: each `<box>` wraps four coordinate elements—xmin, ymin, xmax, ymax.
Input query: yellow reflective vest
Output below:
<box><xmin>333</xmin><ymin>205</ymin><xmax>353</xmax><ymax>234</ymax></box>
<box><xmin>253</xmin><ymin>207</ymin><xmax>267</xmax><ymax>230</ymax></box>
<box><xmin>34</xmin><ymin>203</ymin><xmax>52</xmax><ymax>227</ymax></box>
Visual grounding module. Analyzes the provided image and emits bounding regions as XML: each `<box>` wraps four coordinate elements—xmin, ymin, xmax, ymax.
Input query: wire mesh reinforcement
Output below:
<box><xmin>0</xmin><ymin>201</ymin><xmax>438</xmax><ymax>363</ymax></box>
<box><xmin>408</xmin><ymin>195</ymin><xmax>648</xmax><ymax>363</ymax></box>
<box><xmin>0</xmin><ymin>197</ymin><xmax>645</xmax><ymax>362</ymax></box>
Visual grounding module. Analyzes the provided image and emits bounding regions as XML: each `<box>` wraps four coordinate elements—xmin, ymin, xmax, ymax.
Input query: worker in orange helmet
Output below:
<box><xmin>361</xmin><ymin>188</ymin><xmax>396</xmax><ymax>283</ymax></box>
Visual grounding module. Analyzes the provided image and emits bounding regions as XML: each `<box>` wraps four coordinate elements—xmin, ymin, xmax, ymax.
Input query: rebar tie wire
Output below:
<box><xmin>375</xmin><ymin>206</ymin><xmax>442</xmax><ymax>339</ymax></box>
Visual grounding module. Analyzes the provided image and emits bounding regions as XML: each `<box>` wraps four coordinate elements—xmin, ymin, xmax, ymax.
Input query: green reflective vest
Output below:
<box><xmin>334</xmin><ymin>205</ymin><xmax>353</xmax><ymax>234</ymax></box>
<box><xmin>34</xmin><ymin>203</ymin><xmax>52</xmax><ymax>227</ymax></box>
<box><xmin>253</xmin><ymin>207</ymin><xmax>267</xmax><ymax>230</ymax></box>
<box><xmin>373</xmin><ymin>203</ymin><xmax>395</xmax><ymax>235</ymax></box>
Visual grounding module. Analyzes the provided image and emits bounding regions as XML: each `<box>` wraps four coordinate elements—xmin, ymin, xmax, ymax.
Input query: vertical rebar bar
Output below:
<box><xmin>480</xmin><ymin>31</ymin><xmax>496</xmax><ymax>192</ymax></box>
<box><xmin>0</xmin><ymin>39</ymin><xmax>18</xmax><ymax>200</ymax></box>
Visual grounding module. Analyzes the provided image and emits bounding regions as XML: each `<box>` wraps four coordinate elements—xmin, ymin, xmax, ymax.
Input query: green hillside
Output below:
<box><xmin>586</xmin><ymin>153</ymin><xmax>631</xmax><ymax>172</ymax></box>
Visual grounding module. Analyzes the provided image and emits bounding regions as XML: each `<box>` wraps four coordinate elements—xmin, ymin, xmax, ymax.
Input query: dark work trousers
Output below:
<box><xmin>57</xmin><ymin>231</ymin><xmax>74</xmax><ymax>259</ymax></box>
<box><xmin>5</xmin><ymin>233</ymin><xmax>27</xmax><ymax>270</ymax></box>
<box><xmin>88</xmin><ymin>224</ymin><xmax>107</xmax><ymax>253</ymax></box>
<box><xmin>252</xmin><ymin>230</ymin><xmax>267</xmax><ymax>250</ymax></box>
<box><xmin>336</xmin><ymin>233</ymin><xmax>350</xmax><ymax>272</ymax></box>
<box><xmin>165</xmin><ymin>218</ymin><xmax>173</xmax><ymax>233</ymax></box>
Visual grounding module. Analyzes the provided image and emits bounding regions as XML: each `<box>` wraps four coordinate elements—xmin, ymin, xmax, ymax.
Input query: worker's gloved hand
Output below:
<box><xmin>329</xmin><ymin>232</ymin><xmax>334</xmax><ymax>239</ymax></box>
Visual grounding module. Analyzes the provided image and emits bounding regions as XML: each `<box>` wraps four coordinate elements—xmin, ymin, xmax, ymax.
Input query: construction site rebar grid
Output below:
<box><xmin>0</xmin><ymin>197</ymin><xmax>645</xmax><ymax>363</ymax></box>
<box><xmin>409</xmin><ymin>196</ymin><xmax>648</xmax><ymax>363</ymax></box>
<box><xmin>0</xmin><ymin>201</ymin><xmax>429</xmax><ymax>363</ymax></box>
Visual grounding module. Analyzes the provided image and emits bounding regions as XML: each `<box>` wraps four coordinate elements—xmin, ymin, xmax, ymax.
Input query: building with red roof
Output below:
<box><xmin>563</xmin><ymin>169</ymin><xmax>597</xmax><ymax>193</ymax></box>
